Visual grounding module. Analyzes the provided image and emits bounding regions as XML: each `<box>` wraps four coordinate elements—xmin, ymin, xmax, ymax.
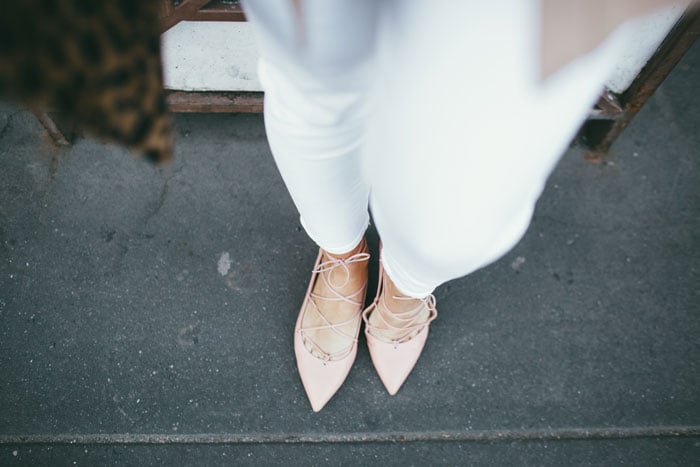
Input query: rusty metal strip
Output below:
<box><xmin>584</xmin><ymin>6</ymin><xmax>700</xmax><ymax>158</ymax></box>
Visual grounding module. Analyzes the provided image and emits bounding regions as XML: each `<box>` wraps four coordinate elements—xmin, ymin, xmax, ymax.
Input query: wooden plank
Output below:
<box><xmin>160</xmin><ymin>0</ymin><xmax>213</xmax><ymax>33</ymax></box>
<box><xmin>166</xmin><ymin>91</ymin><xmax>263</xmax><ymax>113</ymax></box>
<box><xmin>158</xmin><ymin>0</ymin><xmax>175</xmax><ymax>19</ymax></box>
<box><xmin>193</xmin><ymin>0</ymin><xmax>247</xmax><ymax>22</ymax></box>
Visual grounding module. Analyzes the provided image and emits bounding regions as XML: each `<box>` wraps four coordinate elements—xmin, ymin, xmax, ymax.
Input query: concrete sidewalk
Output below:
<box><xmin>1</xmin><ymin>42</ymin><xmax>699</xmax><ymax>466</ymax></box>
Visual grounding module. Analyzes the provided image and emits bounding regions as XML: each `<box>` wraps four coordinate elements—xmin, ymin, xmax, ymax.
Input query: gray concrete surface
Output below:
<box><xmin>0</xmin><ymin>41</ymin><xmax>699</xmax><ymax>466</ymax></box>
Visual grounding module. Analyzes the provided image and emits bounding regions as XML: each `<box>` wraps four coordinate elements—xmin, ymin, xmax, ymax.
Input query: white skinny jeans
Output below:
<box><xmin>242</xmin><ymin>0</ymin><xmax>634</xmax><ymax>297</ymax></box>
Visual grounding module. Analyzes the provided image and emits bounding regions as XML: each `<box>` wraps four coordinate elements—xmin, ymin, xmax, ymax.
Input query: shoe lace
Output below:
<box><xmin>301</xmin><ymin>248</ymin><xmax>370</xmax><ymax>361</ymax></box>
<box><xmin>365</xmin><ymin>276</ymin><xmax>438</xmax><ymax>345</ymax></box>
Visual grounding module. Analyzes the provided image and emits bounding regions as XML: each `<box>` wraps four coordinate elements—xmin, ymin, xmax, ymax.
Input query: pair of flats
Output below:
<box><xmin>294</xmin><ymin>239</ymin><xmax>438</xmax><ymax>411</ymax></box>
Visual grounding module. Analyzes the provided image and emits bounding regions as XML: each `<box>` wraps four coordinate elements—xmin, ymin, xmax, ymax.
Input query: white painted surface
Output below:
<box><xmin>162</xmin><ymin>8</ymin><xmax>686</xmax><ymax>94</ymax></box>
<box><xmin>162</xmin><ymin>21</ymin><xmax>262</xmax><ymax>91</ymax></box>
<box><xmin>604</xmin><ymin>5</ymin><xmax>685</xmax><ymax>93</ymax></box>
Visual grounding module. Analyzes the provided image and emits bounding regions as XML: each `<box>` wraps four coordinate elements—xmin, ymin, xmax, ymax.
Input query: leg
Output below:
<box><xmin>241</xmin><ymin>0</ymin><xmax>379</xmax><ymax>411</ymax></box>
<box><xmin>366</xmin><ymin>0</ymin><xmax>635</xmax><ymax>297</ymax></box>
<box><xmin>243</xmin><ymin>0</ymin><xmax>378</xmax><ymax>254</ymax></box>
<box><xmin>361</xmin><ymin>0</ymin><xmax>637</xmax><ymax>394</ymax></box>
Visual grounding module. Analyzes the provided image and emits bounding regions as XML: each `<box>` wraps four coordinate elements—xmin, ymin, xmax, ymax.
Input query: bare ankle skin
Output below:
<box><xmin>368</xmin><ymin>269</ymin><xmax>432</xmax><ymax>342</ymax></box>
<box><xmin>301</xmin><ymin>239</ymin><xmax>369</xmax><ymax>359</ymax></box>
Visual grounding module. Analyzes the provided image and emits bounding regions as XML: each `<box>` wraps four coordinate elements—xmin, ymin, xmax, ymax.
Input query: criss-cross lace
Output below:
<box><xmin>364</xmin><ymin>274</ymin><xmax>438</xmax><ymax>345</ymax></box>
<box><xmin>300</xmin><ymin>245</ymin><xmax>370</xmax><ymax>361</ymax></box>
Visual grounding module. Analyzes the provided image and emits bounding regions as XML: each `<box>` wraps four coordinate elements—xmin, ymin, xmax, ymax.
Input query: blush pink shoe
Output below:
<box><xmin>294</xmin><ymin>241</ymin><xmax>370</xmax><ymax>412</ymax></box>
<box><xmin>362</xmin><ymin>261</ymin><xmax>438</xmax><ymax>395</ymax></box>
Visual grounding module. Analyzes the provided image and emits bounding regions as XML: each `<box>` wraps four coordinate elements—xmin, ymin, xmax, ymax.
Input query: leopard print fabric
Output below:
<box><xmin>0</xmin><ymin>0</ymin><xmax>173</xmax><ymax>164</ymax></box>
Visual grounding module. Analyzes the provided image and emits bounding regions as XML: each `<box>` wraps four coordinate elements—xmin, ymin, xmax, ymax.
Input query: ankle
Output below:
<box><xmin>322</xmin><ymin>238</ymin><xmax>367</xmax><ymax>261</ymax></box>
<box><xmin>381</xmin><ymin>269</ymin><xmax>428</xmax><ymax>311</ymax></box>
<box><xmin>366</xmin><ymin>274</ymin><xmax>426</xmax><ymax>339</ymax></box>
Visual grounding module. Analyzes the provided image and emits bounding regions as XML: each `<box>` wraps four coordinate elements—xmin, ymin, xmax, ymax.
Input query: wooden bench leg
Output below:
<box><xmin>32</xmin><ymin>111</ymin><xmax>71</xmax><ymax>147</ymax></box>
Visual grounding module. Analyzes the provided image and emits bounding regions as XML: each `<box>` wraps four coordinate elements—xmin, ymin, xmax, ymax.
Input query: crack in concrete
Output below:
<box><xmin>147</xmin><ymin>180</ymin><xmax>169</xmax><ymax>224</ymax></box>
<box><xmin>0</xmin><ymin>111</ymin><xmax>20</xmax><ymax>142</ymax></box>
<box><xmin>48</xmin><ymin>151</ymin><xmax>63</xmax><ymax>183</ymax></box>
<box><xmin>0</xmin><ymin>425</ymin><xmax>698</xmax><ymax>445</ymax></box>
<box><xmin>143</xmin><ymin>162</ymin><xmax>187</xmax><ymax>226</ymax></box>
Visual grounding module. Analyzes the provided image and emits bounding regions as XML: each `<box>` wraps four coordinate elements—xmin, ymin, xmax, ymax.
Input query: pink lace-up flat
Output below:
<box><xmin>362</xmin><ymin>260</ymin><xmax>438</xmax><ymax>395</ymax></box>
<box><xmin>294</xmin><ymin>240</ymin><xmax>370</xmax><ymax>412</ymax></box>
